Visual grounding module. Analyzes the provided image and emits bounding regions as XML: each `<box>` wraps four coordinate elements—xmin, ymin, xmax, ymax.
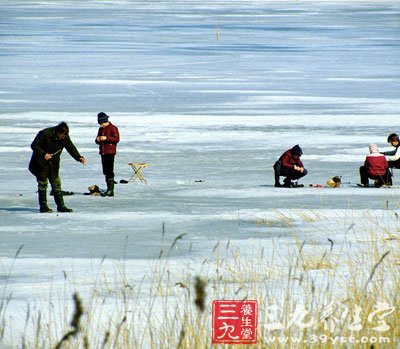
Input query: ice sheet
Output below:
<box><xmin>1</xmin><ymin>0</ymin><xmax>399</xmax><ymax>346</ymax></box>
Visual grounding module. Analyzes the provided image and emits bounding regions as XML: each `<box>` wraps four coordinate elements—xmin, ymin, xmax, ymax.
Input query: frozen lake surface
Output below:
<box><xmin>1</xmin><ymin>0</ymin><xmax>399</xmax><ymax>346</ymax></box>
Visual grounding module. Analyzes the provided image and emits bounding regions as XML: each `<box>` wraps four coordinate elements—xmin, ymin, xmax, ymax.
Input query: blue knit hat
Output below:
<box><xmin>97</xmin><ymin>112</ymin><xmax>109</xmax><ymax>124</ymax></box>
<box><xmin>291</xmin><ymin>144</ymin><xmax>303</xmax><ymax>156</ymax></box>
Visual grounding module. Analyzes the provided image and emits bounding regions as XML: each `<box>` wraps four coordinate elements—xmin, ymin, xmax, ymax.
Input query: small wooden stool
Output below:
<box><xmin>128</xmin><ymin>163</ymin><xmax>149</xmax><ymax>183</ymax></box>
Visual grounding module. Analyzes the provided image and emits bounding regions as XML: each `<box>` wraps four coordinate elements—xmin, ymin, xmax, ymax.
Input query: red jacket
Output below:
<box><xmin>95</xmin><ymin>122</ymin><xmax>120</xmax><ymax>155</ymax></box>
<box><xmin>365</xmin><ymin>153</ymin><xmax>388</xmax><ymax>176</ymax></box>
<box><xmin>279</xmin><ymin>149</ymin><xmax>304</xmax><ymax>170</ymax></box>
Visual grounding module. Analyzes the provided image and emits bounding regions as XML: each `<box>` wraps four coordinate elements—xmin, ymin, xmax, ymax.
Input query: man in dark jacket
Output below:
<box><xmin>29</xmin><ymin>122</ymin><xmax>86</xmax><ymax>213</ymax></box>
<box><xmin>273</xmin><ymin>144</ymin><xmax>308</xmax><ymax>187</ymax></box>
<box><xmin>95</xmin><ymin>112</ymin><xmax>120</xmax><ymax>197</ymax></box>
<box><xmin>382</xmin><ymin>133</ymin><xmax>400</xmax><ymax>170</ymax></box>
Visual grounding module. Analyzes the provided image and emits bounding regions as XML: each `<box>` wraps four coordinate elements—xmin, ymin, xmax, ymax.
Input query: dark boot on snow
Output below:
<box><xmin>283</xmin><ymin>178</ymin><xmax>293</xmax><ymax>188</ymax></box>
<box><xmin>102</xmin><ymin>177</ymin><xmax>115</xmax><ymax>197</ymax></box>
<box><xmin>38</xmin><ymin>190</ymin><xmax>52</xmax><ymax>213</ymax></box>
<box><xmin>53</xmin><ymin>191</ymin><xmax>73</xmax><ymax>212</ymax></box>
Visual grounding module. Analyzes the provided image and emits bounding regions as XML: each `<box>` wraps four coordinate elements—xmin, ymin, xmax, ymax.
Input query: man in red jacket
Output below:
<box><xmin>96</xmin><ymin>112</ymin><xmax>120</xmax><ymax>196</ymax></box>
<box><xmin>359</xmin><ymin>143</ymin><xmax>391</xmax><ymax>187</ymax></box>
<box><xmin>273</xmin><ymin>145</ymin><xmax>308</xmax><ymax>187</ymax></box>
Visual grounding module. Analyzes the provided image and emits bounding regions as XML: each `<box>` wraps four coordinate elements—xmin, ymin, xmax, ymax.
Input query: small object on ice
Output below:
<box><xmin>327</xmin><ymin>176</ymin><xmax>341</xmax><ymax>188</ymax></box>
<box><xmin>120</xmin><ymin>179</ymin><xmax>129</xmax><ymax>184</ymax></box>
<box><xmin>195</xmin><ymin>180</ymin><xmax>205</xmax><ymax>183</ymax></box>
<box><xmin>84</xmin><ymin>185</ymin><xmax>102</xmax><ymax>196</ymax></box>
<box><xmin>50</xmin><ymin>190</ymin><xmax>74</xmax><ymax>196</ymax></box>
<box><xmin>290</xmin><ymin>183</ymin><xmax>304</xmax><ymax>188</ymax></box>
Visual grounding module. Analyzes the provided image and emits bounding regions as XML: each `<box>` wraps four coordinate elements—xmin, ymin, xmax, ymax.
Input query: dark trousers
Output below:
<box><xmin>101</xmin><ymin>154</ymin><xmax>115</xmax><ymax>180</ymax></box>
<box><xmin>280</xmin><ymin>168</ymin><xmax>308</xmax><ymax>182</ymax></box>
<box><xmin>388</xmin><ymin>159</ymin><xmax>400</xmax><ymax>169</ymax></box>
<box><xmin>35</xmin><ymin>165</ymin><xmax>62</xmax><ymax>192</ymax></box>
<box><xmin>37</xmin><ymin>176</ymin><xmax>62</xmax><ymax>192</ymax></box>
<box><xmin>274</xmin><ymin>161</ymin><xmax>308</xmax><ymax>183</ymax></box>
<box><xmin>359</xmin><ymin>166</ymin><xmax>392</xmax><ymax>186</ymax></box>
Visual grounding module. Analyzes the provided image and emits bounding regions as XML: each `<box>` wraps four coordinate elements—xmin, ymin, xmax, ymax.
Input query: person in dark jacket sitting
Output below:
<box><xmin>95</xmin><ymin>112</ymin><xmax>120</xmax><ymax>197</ymax></box>
<box><xmin>381</xmin><ymin>133</ymin><xmax>400</xmax><ymax>170</ymax></box>
<box><xmin>359</xmin><ymin>143</ymin><xmax>391</xmax><ymax>187</ymax></box>
<box><xmin>29</xmin><ymin>122</ymin><xmax>86</xmax><ymax>213</ymax></box>
<box><xmin>273</xmin><ymin>145</ymin><xmax>308</xmax><ymax>187</ymax></box>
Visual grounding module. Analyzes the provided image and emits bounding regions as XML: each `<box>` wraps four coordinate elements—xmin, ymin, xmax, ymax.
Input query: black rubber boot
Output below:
<box><xmin>53</xmin><ymin>191</ymin><xmax>73</xmax><ymax>212</ymax></box>
<box><xmin>102</xmin><ymin>177</ymin><xmax>115</xmax><ymax>197</ymax></box>
<box><xmin>283</xmin><ymin>178</ymin><xmax>293</xmax><ymax>188</ymax></box>
<box><xmin>38</xmin><ymin>190</ymin><xmax>53</xmax><ymax>213</ymax></box>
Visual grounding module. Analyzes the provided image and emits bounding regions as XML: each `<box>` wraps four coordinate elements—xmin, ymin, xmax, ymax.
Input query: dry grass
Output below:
<box><xmin>1</xmin><ymin>211</ymin><xmax>400</xmax><ymax>348</ymax></box>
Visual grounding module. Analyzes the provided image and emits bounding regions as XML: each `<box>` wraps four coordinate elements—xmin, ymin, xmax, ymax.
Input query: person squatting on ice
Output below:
<box><xmin>382</xmin><ymin>133</ymin><xmax>400</xmax><ymax>171</ymax></box>
<box><xmin>29</xmin><ymin>122</ymin><xmax>86</xmax><ymax>213</ymax></box>
<box><xmin>273</xmin><ymin>144</ymin><xmax>308</xmax><ymax>187</ymax></box>
<box><xmin>95</xmin><ymin>112</ymin><xmax>120</xmax><ymax>197</ymax></box>
<box><xmin>359</xmin><ymin>143</ymin><xmax>391</xmax><ymax>187</ymax></box>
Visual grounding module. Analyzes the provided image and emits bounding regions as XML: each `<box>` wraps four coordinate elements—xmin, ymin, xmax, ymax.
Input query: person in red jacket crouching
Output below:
<box><xmin>273</xmin><ymin>145</ymin><xmax>308</xmax><ymax>187</ymax></box>
<box><xmin>359</xmin><ymin>143</ymin><xmax>392</xmax><ymax>187</ymax></box>
<box><xmin>96</xmin><ymin>112</ymin><xmax>120</xmax><ymax>196</ymax></box>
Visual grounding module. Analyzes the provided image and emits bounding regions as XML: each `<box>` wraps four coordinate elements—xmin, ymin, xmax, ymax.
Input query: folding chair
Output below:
<box><xmin>128</xmin><ymin>163</ymin><xmax>149</xmax><ymax>183</ymax></box>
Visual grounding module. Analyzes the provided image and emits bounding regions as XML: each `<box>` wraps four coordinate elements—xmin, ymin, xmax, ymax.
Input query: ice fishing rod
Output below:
<box><xmin>50</xmin><ymin>149</ymin><xmax>62</xmax><ymax>157</ymax></box>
